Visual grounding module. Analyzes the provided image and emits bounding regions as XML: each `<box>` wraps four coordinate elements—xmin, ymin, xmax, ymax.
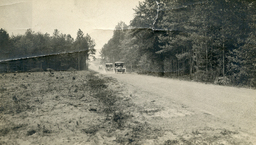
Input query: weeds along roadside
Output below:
<box><xmin>85</xmin><ymin>72</ymin><xmax>164</xmax><ymax>144</ymax></box>
<box><xmin>86</xmin><ymin>72</ymin><xmax>132</xmax><ymax>129</ymax></box>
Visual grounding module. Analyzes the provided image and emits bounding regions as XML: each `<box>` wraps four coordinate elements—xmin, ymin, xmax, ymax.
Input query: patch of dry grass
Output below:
<box><xmin>0</xmin><ymin>71</ymin><xmax>163</xmax><ymax>144</ymax></box>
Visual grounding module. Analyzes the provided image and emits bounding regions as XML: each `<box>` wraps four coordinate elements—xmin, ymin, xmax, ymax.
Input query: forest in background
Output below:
<box><xmin>0</xmin><ymin>28</ymin><xmax>95</xmax><ymax>72</ymax></box>
<box><xmin>100</xmin><ymin>0</ymin><xmax>256</xmax><ymax>87</ymax></box>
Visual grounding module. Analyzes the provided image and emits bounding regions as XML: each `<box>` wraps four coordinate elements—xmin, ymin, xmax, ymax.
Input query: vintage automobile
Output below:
<box><xmin>105</xmin><ymin>63</ymin><xmax>113</xmax><ymax>72</ymax></box>
<box><xmin>114</xmin><ymin>61</ymin><xmax>126</xmax><ymax>73</ymax></box>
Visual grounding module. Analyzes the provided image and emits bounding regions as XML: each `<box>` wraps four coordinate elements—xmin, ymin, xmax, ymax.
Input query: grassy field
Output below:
<box><xmin>0</xmin><ymin>70</ymin><xmax>162</xmax><ymax>144</ymax></box>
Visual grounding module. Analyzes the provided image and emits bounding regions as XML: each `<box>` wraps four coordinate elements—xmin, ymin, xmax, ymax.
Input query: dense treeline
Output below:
<box><xmin>0</xmin><ymin>28</ymin><xmax>95</xmax><ymax>72</ymax></box>
<box><xmin>101</xmin><ymin>0</ymin><xmax>256</xmax><ymax>87</ymax></box>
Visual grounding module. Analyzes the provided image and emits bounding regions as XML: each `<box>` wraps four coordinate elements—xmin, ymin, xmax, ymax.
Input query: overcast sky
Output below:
<box><xmin>0</xmin><ymin>0</ymin><xmax>141</xmax><ymax>57</ymax></box>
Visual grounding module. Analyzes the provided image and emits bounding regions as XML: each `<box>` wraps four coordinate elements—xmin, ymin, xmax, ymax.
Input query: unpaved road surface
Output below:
<box><xmin>91</xmin><ymin>63</ymin><xmax>256</xmax><ymax>144</ymax></box>
<box><xmin>107</xmin><ymin>73</ymin><xmax>256</xmax><ymax>133</ymax></box>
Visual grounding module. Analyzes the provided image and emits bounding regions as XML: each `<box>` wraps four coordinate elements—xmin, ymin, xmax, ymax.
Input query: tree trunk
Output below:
<box><xmin>190</xmin><ymin>51</ymin><xmax>193</xmax><ymax>79</ymax></box>
<box><xmin>177</xmin><ymin>59</ymin><xmax>179</xmax><ymax>76</ymax></box>
<box><xmin>206</xmin><ymin>46</ymin><xmax>208</xmax><ymax>73</ymax></box>
<box><xmin>223</xmin><ymin>44</ymin><xmax>225</xmax><ymax>77</ymax></box>
<box><xmin>171</xmin><ymin>59</ymin><xmax>173</xmax><ymax>74</ymax></box>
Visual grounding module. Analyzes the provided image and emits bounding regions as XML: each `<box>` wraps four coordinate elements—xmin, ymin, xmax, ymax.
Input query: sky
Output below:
<box><xmin>0</xmin><ymin>0</ymin><xmax>141</xmax><ymax>57</ymax></box>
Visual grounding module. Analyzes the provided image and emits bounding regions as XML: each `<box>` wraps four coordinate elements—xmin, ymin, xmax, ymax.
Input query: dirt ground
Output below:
<box><xmin>0</xmin><ymin>68</ymin><xmax>255</xmax><ymax>144</ymax></box>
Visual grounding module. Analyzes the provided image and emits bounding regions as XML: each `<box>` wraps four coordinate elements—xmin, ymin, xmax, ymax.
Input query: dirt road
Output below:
<box><xmin>90</xmin><ymin>63</ymin><xmax>256</xmax><ymax>142</ymax></box>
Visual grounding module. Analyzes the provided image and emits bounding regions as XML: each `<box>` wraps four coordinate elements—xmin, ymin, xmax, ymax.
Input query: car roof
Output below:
<box><xmin>115</xmin><ymin>61</ymin><xmax>124</xmax><ymax>64</ymax></box>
